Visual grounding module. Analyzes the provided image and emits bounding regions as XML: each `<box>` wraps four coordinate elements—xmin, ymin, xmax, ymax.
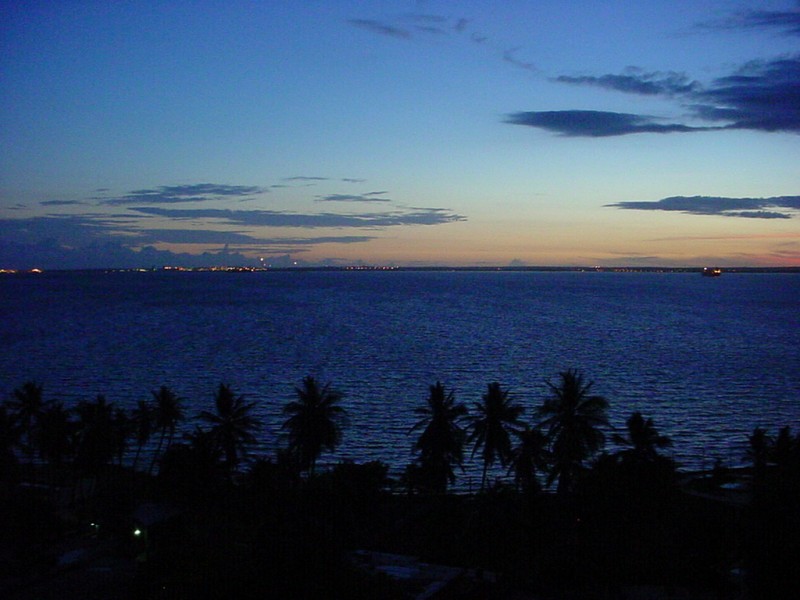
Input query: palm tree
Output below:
<box><xmin>0</xmin><ymin>404</ymin><xmax>20</xmax><ymax>479</ymax></box>
<box><xmin>612</xmin><ymin>411</ymin><xmax>672</xmax><ymax>464</ymax></box>
<box><xmin>158</xmin><ymin>426</ymin><xmax>225</xmax><ymax>498</ymax></box>
<box><xmin>282</xmin><ymin>376</ymin><xmax>347</xmax><ymax>476</ymax></box>
<box><xmin>747</xmin><ymin>427</ymin><xmax>771</xmax><ymax>488</ymax></box>
<box><xmin>73</xmin><ymin>395</ymin><xmax>117</xmax><ymax>474</ymax></box>
<box><xmin>34</xmin><ymin>401</ymin><xmax>75</xmax><ymax>468</ymax></box>
<box><xmin>467</xmin><ymin>382</ymin><xmax>525</xmax><ymax>491</ymax></box>
<box><xmin>148</xmin><ymin>386</ymin><xmax>184</xmax><ymax>475</ymax></box>
<box><xmin>6</xmin><ymin>381</ymin><xmax>47</xmax><ymax>459</ymax></box>
<box><xmin>199</xmin><ymin>383</ymin><xmax>261</xmax><ymax>475</ymax></box>
<box><xmin>409</xmin><ymin>382</ymin><xmax>468</xmax><ymax>494</ymax></box>
<box><xmin>130</xmin><ymin>399</ymin><xmax>154</xmax><ymax>471</ymax></box>
<box><xmin>508</xmin><ymin>424</ymin><xmax>550</xmax><ymax>493</ymax></box>
<box><xmin>537</xmin><ymin>369</ymin><xmax>609</xmax><ymax>494</ymax></box>
<box><xmin>771</xmin><ymin>426</ymin><xmax>795</xmax><ymax>468</ymax></box>
<box><xmin>110</xmin><ymin>407</ymin><xmax>132</xmax><ymax>466</ymax></box>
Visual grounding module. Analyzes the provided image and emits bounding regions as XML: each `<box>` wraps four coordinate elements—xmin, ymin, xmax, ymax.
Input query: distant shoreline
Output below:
<box><xmin>3</xmin><ymin>265</ymin><xmax>800</xmax><ymax>275</ymax></box>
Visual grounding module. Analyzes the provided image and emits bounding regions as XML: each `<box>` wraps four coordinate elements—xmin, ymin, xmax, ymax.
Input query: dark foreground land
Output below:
<box><xmin>2</xmin><ymin>460</ymin><xmax>798</xmax><ymax>600</ymax></box>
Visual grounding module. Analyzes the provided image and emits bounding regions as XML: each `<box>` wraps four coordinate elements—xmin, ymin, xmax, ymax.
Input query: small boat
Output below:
<box><xmin>702</xmin><ymin>267</ymin><xmax>722</xmax><ymax>277</ymax></box>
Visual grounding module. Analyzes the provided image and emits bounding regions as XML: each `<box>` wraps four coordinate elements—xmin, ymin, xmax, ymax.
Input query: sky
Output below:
<box><xmin>1</xmin><ymin>0</ymin><xmax>798</xmax><ymax>269</ymax></box>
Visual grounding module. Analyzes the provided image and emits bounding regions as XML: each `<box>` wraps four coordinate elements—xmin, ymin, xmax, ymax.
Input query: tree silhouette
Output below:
<box><xmin>111</xmin><ymin>407</ymin><xmax>132</xmax><ymax>466</ymax></box>
<box><xmin>467</xmin><ymin>382</ymin><xmax>524</xmax><ymax>491</ymax></box>
<box><xmin>34</xmin><ymin>401</ymin><xmax>75</xmax><ymax>468</ymax></box>
<box><xmin>148</xmin><ymin>386</ymin><xmax>185</xmax><ymax>476</ymax></box>
<box><xmin>508</xmin><ymin>424</ymin><xmax>550</xmax><ymax>494</ymax></box>
<box><xmin>537</xmin><ymin>369</ymin><xmax>609</xmax><ymax>494</ymax></box>
<box><xmin>0</xmin><ymin>404</ymin><xmax>20</xmax><ymax>479</ymax></box>
<box><xmin>73</xmin><ymin>395</ymin><xmax>117</xmax><ymax>475</ymax></box>
<box><xmin>282</xmin><ymin>376</ymin><xmax>346</xmax><ymax>476</ymax></box>
<box><xmin>747</xmin><ymin>426</ymin><xmax>771</xmax><ymax>490</ymax></box>
<box><xmin>130</xmin><ymin>399</ymin><xmax>154</xmax><ymax>471</ymax></box>
<box><xmin>199</xmin><ymin>383</ymin><xmax>261</xmax><ymax>475</ymax></box>
<box><xmin>6</xmin><ymin>381</ymin><xmax>46</xmax><ymax>459</ymax></box>
<box><xmin>771</xmin><ymin>426</ymin><xmax>795</xmax><ymax>469</ymax></box>
<box><xmin>409</xmin><ymin>382</ymin><xmax>468</xmax><ymax>494</ymax></box>
<box><xmin>158</xmin><ymin>426</ymin><xmax>225</xmax><ymax>500</ymax></box>
<box><xmin>612</xmin><ymin>411</ymin><xmax>672</xmax><ymax>464</ymax></box>
<box><xmin>606</xmin><ymin>412</ymin><xmax>675</xmax><ymax>500</ymax></box>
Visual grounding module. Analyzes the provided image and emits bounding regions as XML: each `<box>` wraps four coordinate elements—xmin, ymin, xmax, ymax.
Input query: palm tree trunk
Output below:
<box><xmin>132</xmin><ymin>442</ymin><xmax>142</xmax><ymax>471</ymax></box>
<box><xmin>148</xmin><ymin>429</ymin><xmax>166</xmax><ymax>476</ymax></box>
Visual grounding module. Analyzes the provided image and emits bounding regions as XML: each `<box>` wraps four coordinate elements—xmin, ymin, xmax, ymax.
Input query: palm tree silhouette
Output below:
<box><xmin>409</xmin><ymin>382</ymin><xmax>468</xmax><ymax>494</ymax></box>
<box><xmin>35</xmin><ymin>401</ymin><xmax>75</xmax><ymax>469</ymax></box>
<box><xmin>73</xmin><ymin>395</ymin><xmax>117</xmax><ymax>474</ymax></box>
<box><xmin>130</xmin><ymin>399</ymin><xmax>154</xmax><ymax>471</ymax></box>
<box><xmin>467</xmin><ymin>382</ymin><xmax>524</xmax><ymax>491</ymax></box>
<box><xmin>771</xmin><ymin>426</ymin><xmax>794</xmax><ymax>468</ymax></box>
<box><xmin>747</xmin><ymin>427</ymin><xmax>771</xmax><ymax>489</ymax></box>
<box><xmin>158</xmin><ymin>426</ymin><xmax>225</xmax><ymax>498</ymax></box>
<box><xmin>608</xmin><ymin>411</ymin><xmax>675</xmax><ymax>500</ymax></box>
<box><xmin>199</xmin><ymin>383</ymin><xmax>261</xmax><ymax>475</ymax></box>
<box><xmin>537</xmin><ymin>369</ymin><xmax>609</xmax><ymax>494</ymax></box>
<box><xmin>282</xmin><ymin>376</ymin><xmax>346</xmax><ymax>476</ymax></box>
<box><xmin>0</xmin><ymin>404</ymin><xmax>20</xmax><ymax>479</ymax></box>
<box><xmin>110</xmin><ymin>407</ymin><xmax>132</xmax><ymax>466</ymax></box>
<box><xmin>148</xmin><ymin>386</ymin><xmax>185</xmax><ymax>476</ymax></box>
<box><xmin>508</xmin><ymin>424</ymin><xmax>550</xmax><ymax>493</ymax></box>
<box><xmin>6</xmin><ymin>381</ymin><xmax>47</xmax><ymax>459</ymax></box>
<box><xmin>612</xmin><ymin>411</ymin><xmax>672</xmax><ymax>464</ymax></box>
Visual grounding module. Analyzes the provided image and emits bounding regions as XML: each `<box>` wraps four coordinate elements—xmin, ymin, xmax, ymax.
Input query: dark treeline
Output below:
<box><xmin>2</xmin><ymin>371</ymin><xmax>799</xmax><ymax>598</ymax></box>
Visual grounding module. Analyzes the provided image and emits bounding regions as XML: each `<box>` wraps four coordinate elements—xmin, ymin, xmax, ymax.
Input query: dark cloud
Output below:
<box><xmin>506</xmin><ymin>110</ymin><xmax>703</xmax><ymax>137</ymax></box>
<box><xmin>726</xmin><ymin>211</ymin><xmax>792</xmax><ymax>219</ymax></box>
<box><xmin>554</xmin><ymin>69</ymin><xmax>699</xmax><ymax>96</ymax></box>
<box><xmin>99</xmin><ymin>183</ymin><xmax>266</xmax><ymax>205</ymax></box>
<box><xmin>404</xmin><ymin>14</ymin><xmax>448</xmax><ymax>24</ymax></box>
<box><xmin>0</xmin><ymin>237</ymin><xmax>259</xmax><ymax>270</ymax></box>
<box><xmin>348</xmin><ymin>19</ymin><xmax>411</xmax><ymax>39</ymax></box>
<box><xmin>0</xmin><ymin>214</ymin><xmax>131</xmax><ymax>247</ymax></box>
<box><xmin>607</xmin><ymin>195</ymin><xmax>800</xmax><ymax>219</ymax></box>
<box><xmin>341</xmin><ymin>178</ymin><xmax>366</xmax><ymax>183</ymax></box>
<box><xmin>283</xmin><ymin>176</ymin><xmax>329</xmax><ymax>181</ymax></box>
<box><xmin>502</xmin><ymin>48</ymin><xmax>536</xmax><ymax>72</ymax></box>
<box><xmin>316</xmin><ymin>193</ymin><xmax>390</xmax><ymax>203</ymax></box>
<box><xmin>40</xmin><ymin>200</ymin><xmax>86</xmax><ymax>206</ymax></box>
<box><xmin>700</xmin><ymin>8</ymin><xmax>800</xmax><ymax>36</ymax></box>
<box><xmin>136</xmin><ymin>230</ymin><xmax>375</xmax><ymax>246</ymax></box>
<box><xmin>455</xmin><ymin>18</ymin><xmax>469</xmax><ymax>33</ymax></box>
<box><xmin>130</xmin><ymin>206</ymin><xmax>466</xmax><ymax>228</ymax></box>
<box><xmin>347</xmin><ymin>13</ymin><xmax>462</xmax><ymax>38</ymax></box>
<box><xmin>415</xmin><ymin>25</ymin><xmax>446</xmax><ymax>35</ymax></box>
<box><xmin>517</xmin><ymin>55</ymin><xmax>800</xmax><ymax>136</ymax></box>
<box><xmin>0</xmin><ymin>214</ymin><xmax>380</xmax><ymax>269</ymax></box>
<box><xmin>137</xmin><ymin>229</ymin><xmax>264</xmax><ymax>245</ymax></box>
<box><xmin>251</xmin><ymin>236</ymin><xmax>374</xmax><ymax>246</ymax></box>
<box><xmin>691</xmin><ymin>56</ymin><xmax>800</xmax><ymax>132</ymax></box>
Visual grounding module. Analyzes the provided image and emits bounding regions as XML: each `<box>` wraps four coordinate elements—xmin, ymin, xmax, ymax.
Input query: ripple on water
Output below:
<box><xmin>1</xmin><ymin>270</ymin><xmax>798</xmax><ymax>483</ymax></box>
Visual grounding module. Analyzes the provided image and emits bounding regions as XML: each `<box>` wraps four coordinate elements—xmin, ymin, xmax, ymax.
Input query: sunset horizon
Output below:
<box><xmin>2</xmin><ymin>2</ymin><xmax>798</xmax><ymax>269</ymax></box>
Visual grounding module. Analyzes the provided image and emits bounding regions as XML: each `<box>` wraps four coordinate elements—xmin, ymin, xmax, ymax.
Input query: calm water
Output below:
<box><xmin>2</xmin><ymin>270</ymin><xmax>799</xmax><ymax>485</ymax></box>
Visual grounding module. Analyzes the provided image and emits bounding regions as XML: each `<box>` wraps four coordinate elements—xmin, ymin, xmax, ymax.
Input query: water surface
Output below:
<box><xmin>2</xmin><ymin>270</ymin><xmax>798</xmax><ymax>486</ymax></box>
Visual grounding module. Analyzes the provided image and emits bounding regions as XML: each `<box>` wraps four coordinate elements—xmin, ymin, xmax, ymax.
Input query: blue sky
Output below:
<box><xmin>1</xmin><ymin>0</ymin><xmax>798</xmax><ymax>268</ymax></box>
